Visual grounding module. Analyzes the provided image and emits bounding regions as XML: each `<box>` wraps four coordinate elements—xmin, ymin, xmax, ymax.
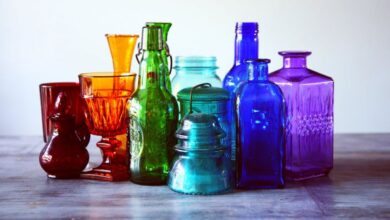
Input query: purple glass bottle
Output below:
<box><xmin>269</xmin><ymin>51</ymin><xmax>334</xmax><ymax>181</ymax></box>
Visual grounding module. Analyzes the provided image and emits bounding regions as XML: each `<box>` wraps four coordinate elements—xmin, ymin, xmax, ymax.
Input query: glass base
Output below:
<box><xmin>47</xmin><ymin>173</ymin><xmax>80</xmax><ymax>179</ymax></box>
<box><xmin>286</xmin><ymin>167</ymin><xmax>332</xmax><ymax>181</ymax></box>
<box><xmin>130</xmin><ymin>174</ymin><xmax>167</xmax><ymax>185</ymax></box>
<box><xmin>81</xmin><ymin>164</ymin><xmax>130</xmax><ymax>181</ymax></box>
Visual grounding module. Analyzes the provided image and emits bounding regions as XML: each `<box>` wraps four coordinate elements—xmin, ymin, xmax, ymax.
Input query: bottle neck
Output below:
<box><xmin>283</xmin><ymin>57</ymin><xmax>307</xmax><ymax>68</ymax></box>
<box><xmin>139</xmin><ymin>50</ymin><xmax>165</xmax><ymax>89</ymax></box>
<box><xmin>234</xmin><ymin>33</ymin><xmax>258</xmax><ymax>65</ymax></box>
<box><xmin>248</xmin><ymin>62</ymin><xmax>268</xmax><ymax>81</ymax></box>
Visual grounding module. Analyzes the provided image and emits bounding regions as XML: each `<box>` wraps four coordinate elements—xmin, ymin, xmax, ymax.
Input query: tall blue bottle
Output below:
<box><xmin>235</xmin><ymin>59</ymin><xmax>285</xmax><ymax>189</ymax></box>
<box><xmin>223</xmin><ymin>22</ymin><xmax>259</xmax><ymax>163</ymax></box>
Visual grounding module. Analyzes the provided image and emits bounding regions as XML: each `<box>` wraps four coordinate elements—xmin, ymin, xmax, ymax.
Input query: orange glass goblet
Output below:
<box><xmin>79</xmin><ymin>72</ymin><xmax>137</xmax><ymax>181</ymax></box>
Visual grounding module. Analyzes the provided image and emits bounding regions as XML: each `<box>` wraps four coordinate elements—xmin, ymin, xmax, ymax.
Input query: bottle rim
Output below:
<box><xmin>174</xmin><ymin>56</ymin><xmax>218</xmax><ymax>69</ymax></box>
<box><xmin>278</xmin><ymin>51</ymin><xmax>312</xmax><ymax>57</ymax></box>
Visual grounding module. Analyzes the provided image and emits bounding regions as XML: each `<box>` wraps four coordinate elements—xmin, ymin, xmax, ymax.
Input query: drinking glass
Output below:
<box><xmin>79</xmin><ymin>72</ymin><xmax>137</xmax><ymax>181</ymax></box>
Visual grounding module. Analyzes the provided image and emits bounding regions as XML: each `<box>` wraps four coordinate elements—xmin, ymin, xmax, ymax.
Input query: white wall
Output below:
<box><xmin>0</xmin><ymin>0</ymin><xmax>389</xmax><ymax>135</ymax></box>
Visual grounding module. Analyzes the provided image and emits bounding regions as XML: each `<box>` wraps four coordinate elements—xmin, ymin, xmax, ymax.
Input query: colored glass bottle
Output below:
<box><xmin>129</xmin><ymin>26</ymin><xmax>179</xmax><ymax>185</ymax></box>
<box><xmin>172</xmin><ymin>56</ymin><xmax>221</xmax><ymax>97</ymax></box>
<box><xmin>146</xmin><ymin>22</ymin><xmax>173</xmax><ymax>92</ymax></box>
<box><xmin>177</xmin><ymin>84</ymin><xmax>231</xmax><ymax>156</ymax></box>
<box><xmin>269</xmin><ymin>51</ymin><xmax>334</xmax><ymax>181</ymax></box>
<box><xmin>39</xmin><ymin>92</ymin><xmax>89</xmax><ymax>179</ymax></box>
<box><xmin>168</xmin><ymin>113</ymin><xmax>231</xmax><ymax>195</ymax></box>
<box><xmin>223</xmin><ymin>22</ymin><xmax>259</xmax><ymax>164</ymax></box>
<box><xmin>236</xmin><ymin>59</ymin><xmax>285</xmax><ymax>189</ymax></box>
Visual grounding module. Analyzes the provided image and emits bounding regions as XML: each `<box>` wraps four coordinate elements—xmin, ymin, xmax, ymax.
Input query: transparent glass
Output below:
<box><xmin>146</xmin><ymin>22</ymin><xmax>173</xmax><ymax>92</ymax></box>
<box><xmin>39</xmin><ymin>92</ymin><xmax>89</xmax><ymax>179</ymax></box>
<box><xmin>235</xmin><ymin>59</ymin><xmax>285</xmax><ymax>189</ymax></box>
<box><xmin>105</xmin><ymin>33</ymin><xmax>139</xmax><ymax>181</ymax></box>
<box><xmin>223</xmin><ymin>22</ymin><xmax>259</xmax><ymax>164</ymax></box>
<box><xmin>129</xmin><ymin>26</ymin><xmax>178</xmax><ymax>185</ymax></box>
<box><xmin>168</xmin><ymin>113</ymin><xmax>232</xmax><ymax>195</ymax></box>
<box><xmin>172</xmin><ymin>56</ymin><xmax>221</xmax><ymax>98</ymax></box>
<box><xmin>269</xmin><ymin>51</ymin><xmax>334</xmax><ymax>181</ymax></box>
<box><xmin>106</xmin><ymin>34</ymin><xmax>139</xmax><ymax>73</ymax></box>
<box><xmin>39</xmin><ymin>82</ymin><xmax>90</xmax><ymax>144</ymax></box>
<box><xmin>79</xmin><ymin>72</ymin><xmax>137</xmax><ymax>181</ymax></box>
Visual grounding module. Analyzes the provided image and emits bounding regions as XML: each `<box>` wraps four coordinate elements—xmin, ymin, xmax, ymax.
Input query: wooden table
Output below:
<box><xmin>1</xmin><ymin>134</ymin><xmax>389</xmax><ymax>219</ymax></box>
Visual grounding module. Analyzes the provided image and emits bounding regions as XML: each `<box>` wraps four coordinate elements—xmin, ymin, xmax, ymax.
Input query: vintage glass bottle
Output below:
<box><xmin>146</xmin><ymin>22</ymin><xmax>173</xmax><ymax>92</ymax></box>
<box><xmin>269</xmin><ymin>51</ymin><xmax>334</xmax><ymax>181</ymax></box>
<box><xmin>236</xmin><ymin>59</ymin><xmax>285</xmax><ymax>189</ymax></box>
<box><xmin>168</xmin><ymin>113</ymin><xmax>232</xmax><ymax>195</ymax></box>
<box><xmin>177</xmin><ymin>84</ymin><xmax>231</xmax><ymax>157</ymax></box>
<box><xmin>129</xmin><ymin>26</ymin><xmax>178</xmax><ymax>185</ymax></box>
<box><xmin>39</xmin><ymin>92</ymin><xmax>89</xmax><ymax>179</ymax></box>
<box><xmin>171</xmin><ymin>56</ymin><xmax>221</xmax><ymax>98</ymax></box>
<box><xmin>223</xmin><ymin>22</ymin><xmax>259</xmax><ymax>166</ymax></box>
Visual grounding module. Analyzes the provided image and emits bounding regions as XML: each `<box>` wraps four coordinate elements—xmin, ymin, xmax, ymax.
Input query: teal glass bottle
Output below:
<box><xmin>168</xmin><ymin>110</ymin><xmax>231</xmax><ymax>194</ymax></box>
<box><xmin>129</xmin><ymin>26</ymin><xmax>179</xmax><ymax>185</ymax></box>
<box><xmin>177</xmin><ymin>84</ymin><xmax>232</xmax><ymax>157</ymax></box>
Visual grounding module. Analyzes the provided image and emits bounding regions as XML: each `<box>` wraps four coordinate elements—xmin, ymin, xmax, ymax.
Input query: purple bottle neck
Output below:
<box><xmin>279</xmin><ymin>51</ymin><xmax>311</xmax><ymax>69</ymax></box>
<box><xmin>234</xmin><ymin>22</ymin><xmax>259</xmax><ymax>65</ymax></box>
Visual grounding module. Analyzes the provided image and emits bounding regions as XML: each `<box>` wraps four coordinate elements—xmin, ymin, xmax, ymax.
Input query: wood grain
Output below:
<box><xmin>0</xmin><ymin>134</ymin><xmax>389</xmax><ymax>219</ymax></box>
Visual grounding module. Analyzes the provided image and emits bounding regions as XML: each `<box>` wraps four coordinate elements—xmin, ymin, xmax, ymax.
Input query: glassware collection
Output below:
<box><xmin>39</xmin><ymin>21</ymin><xmax>334</xmax><ymax>195</ymax></box>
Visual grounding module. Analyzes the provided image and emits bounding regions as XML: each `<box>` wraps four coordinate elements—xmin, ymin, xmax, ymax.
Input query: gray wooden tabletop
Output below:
<box><xmin>0</xmin><ymin>134</ymin><xmax>389</xmax><ymax>219</ymax></box>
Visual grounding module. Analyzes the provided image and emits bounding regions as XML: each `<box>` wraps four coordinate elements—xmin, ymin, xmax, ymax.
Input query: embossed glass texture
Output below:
<box><xmin>269</xmin><ymin>51</ymin><xmax>334</xmax><ymax>181</ymax></box>
<box><xmin>177</xmin><ymin>85</ymin><xmax>232</xmax><ymax>159</ymax></box>
<box><xmin>168</xmin><ymin>113</ymin><xmax>232</xmax><ymax>195</ymax></box>
<box><xmin>172</xmin><ymin>56</ymin><xmax>221</xmax><ymax>98</ymax></box>
<box><xmin>236</xmin><ymin>59</ymin><xmax>285</xmax><ymax>189</ymax></box>
<box><xmin>79</xmin><ymin>72</ymin><xmax>137</xmax><ymax>181</ymax></box>
<box><xmin>129</xmin><ymin>26</ymin><xmax>179</xmax><ymax>185</ymax></box>
<box><xmin>223</xmin><ymin>22</ymin><xmax>259</xmax><ymax>165</ymax></box>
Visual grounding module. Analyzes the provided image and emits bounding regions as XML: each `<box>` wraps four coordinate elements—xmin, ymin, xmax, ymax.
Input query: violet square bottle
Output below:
<box><xmin>269</xmin><ymin>51</ymin><xmax>334</xmax><ymax>181</ymax></box>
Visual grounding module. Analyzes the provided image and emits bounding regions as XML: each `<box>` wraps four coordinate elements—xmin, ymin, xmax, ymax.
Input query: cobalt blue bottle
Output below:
<box><xmin>223</xmin><ymin>22</ymin><xmax>259</xmax><ymax>164</ymax></box>
<box><xmin>235</xmin><ymin>59</ymin><xmax>285</xmax><ymax>189</ymax></box>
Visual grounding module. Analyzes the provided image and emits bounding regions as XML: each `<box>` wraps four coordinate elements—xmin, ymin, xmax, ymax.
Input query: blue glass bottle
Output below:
<box><xmin>223</xmin><ymin>22</ymin><xmax>259</xmax><ymax>163</ymax></box>
<box><xmin>235</xmin><ymin>59</ymin><xmax>285</xmax><ymax>189</ymax></box>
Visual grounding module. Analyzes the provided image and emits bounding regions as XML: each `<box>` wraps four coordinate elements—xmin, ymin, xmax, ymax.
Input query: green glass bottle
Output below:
<box><xmin>129</xmin><ymin>26</ymin><xmax>178</xmax><ymax>185</ymax></box>
<box><xmin>146</xmin><ymin>22</ymin><xmax>173</xmax><ymax>92</ymax></box>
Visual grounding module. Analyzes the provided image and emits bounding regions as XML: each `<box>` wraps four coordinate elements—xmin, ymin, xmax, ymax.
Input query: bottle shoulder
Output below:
<box><xmin>236</xmin><ymin>81</ymin><xmax>284</xmax><ymax>99</ymax></box>
<box><xmin>269</xmin><ymin>68</ymin><xmax>333</xmax><ymax>84</ymax></box>
<box><xmin>223</xmin><ymin>64</ymin><xmax>248</xmax><ymax>91</ymax></box>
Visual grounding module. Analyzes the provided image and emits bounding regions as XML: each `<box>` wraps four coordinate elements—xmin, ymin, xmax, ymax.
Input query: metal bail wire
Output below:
<box><xmin>166</xmin><ymin>44</ymin><xmax>173</xmax><ymax>75</ymax></box>
<box><xmin>189</xmin><ymin>83</ymin><xmax>212</xmax><ymax>114</ymax></box>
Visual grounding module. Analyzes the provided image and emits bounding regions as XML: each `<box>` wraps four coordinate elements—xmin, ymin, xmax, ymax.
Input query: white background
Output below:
<box><xmin>0</xmin><ymin>0</ymin><xmax>389</xmax><ymax>135</ymax></box>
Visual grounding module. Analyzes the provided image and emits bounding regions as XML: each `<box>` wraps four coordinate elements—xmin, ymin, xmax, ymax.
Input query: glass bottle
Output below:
<box><xmin>129</xmin><ymin>26</ymin><xmax>179</xmax><ymax>185</ymax></box>
<box><xmin>176</xmin><ymin>84</ymin><xmax>231</xmax><ymax>157</ymax></box>
<box><xmin>146</xmin><ymin>22</ymin><xmax>173</xmax><ymax>92</ymax></box>
<box><xmin>269</xmin><ymin>51</ymin><xmax>334</xmax><ymax>181</ymax></box>
<box><xmin>223</xmin><ymin>22</ymin><xmax>259</xmax><ymax>165</ymax></box>
<box><xmin>168</xmin><ymin>113</ymin><xmax>232</xmax><ymax>195</ymax></box>
<box><xmin>39</xmin><ymin>92</ymin><xmax>89</xmax><ymax>179</ymax></box>
<box><xmin>172</xmin><ymin>56</ymin><xmax>221</xmax><ymax>98</ymax></box>
<box><xmin>235</xmin><ymin>59</ymin><xmax>285</xmax><ymax>189</ymax></box>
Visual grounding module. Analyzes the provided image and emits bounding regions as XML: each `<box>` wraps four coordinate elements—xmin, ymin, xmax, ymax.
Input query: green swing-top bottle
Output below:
<box><xmin>129</xmin><ymin>26</ymin><xmax>178</xmax><ymax>185</ymax></box>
